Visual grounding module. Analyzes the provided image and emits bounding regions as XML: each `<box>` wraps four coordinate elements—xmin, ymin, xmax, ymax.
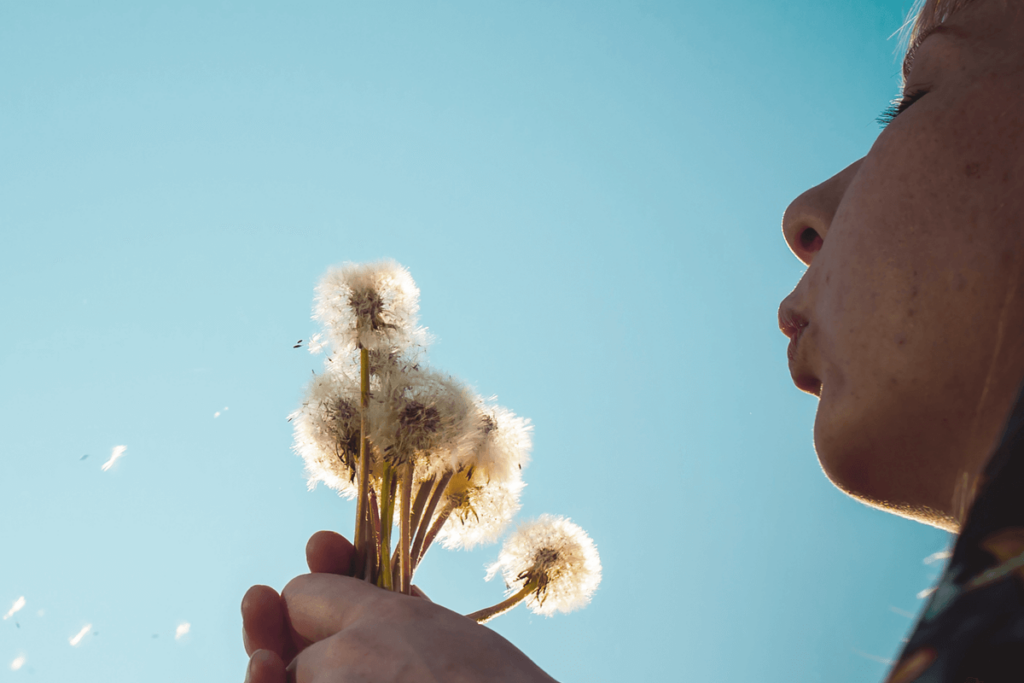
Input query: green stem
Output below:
<box><xmin>378</xmin><ymin>464</ymin><xmax>394</xmax><ymax>590</ymax></box>
<box><xmin>391</xmin><ymin>477</ymin><xmax>434</xmax><ymax>576</ymax></box>
<box><xmin>465</xmin><ymin>580</ymin><xmax>539</xmax><ymax>624</ymax></box>
<box><xmin>399</xmin><ymin>460</ymin><xmax>414</xmax><ymax>594</ymax></box>
<box><xmin>354</xmin><ymin>348</ymin><xmax>371</xmax><ymax>579</ymax></box>
<box><xmin>410</xmin><ymin>471</ymin><xmax>453</xmax><ymax>570</ymax></box>
<box><xmin>415</xmin><ymin>499</ymin><xmax>455</xmax><ymax>570</ymax></box>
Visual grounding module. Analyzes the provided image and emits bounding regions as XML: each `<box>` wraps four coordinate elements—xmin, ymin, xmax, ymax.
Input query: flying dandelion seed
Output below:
<box><xmin>175</xmin><ymin>622</ymin><xmax>190</xmax><ymax>639</ymax></box>
<box><xmin>3</xmin><ymin>596</ymin><xmax>25</xmax><ymax>620</ymax></box>
<box><xmin>917</xmin><ymin>586</ymin><xmax>937</xmax><ymax>599</ymax></box>
<box><xmin>214</xmin><ymin>411</ymin><xmax>220</xmax><ymax>418</ymax></box>
<box><xmin>101</xmin><ymin>446</ymin><xmax>127</xmax><ymax>472</ymax></box>
<box><xmin>69</xmin><ymin>624</ymin><xmax>91</xmax><ymax>646</ymax></box>
<box><xmin>10</xmin><ymin>656</ymin><xmax>25</xmax><ymax>671</ymax></box>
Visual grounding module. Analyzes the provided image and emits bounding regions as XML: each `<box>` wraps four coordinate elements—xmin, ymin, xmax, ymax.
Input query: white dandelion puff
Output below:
<box><xmin>10</xmin><ymin>656</ymin><xmax>25</xmax><ymax>671</ymax></box>
<box><xmin>290</xmin><ymin>370</ymin><xmax>364</xmax><ymax>498</ymax></box>
<box><xmin>307</xmin><ymin>333</ymin><xmax>327</xmax><ymax>354</ymax></box>
<box><xmin>3</xmin><ymin>596</ymin><xmax>25</xmax><ymax>620</ymax></box>
<box><xmin>313</xmin><ymin>260</ymin><xmax>425</xmax><ymax>355</ymax></box>
<box><xmin>478</xmin><ymin>514</ymin><xmax>602</xmax><ymax>620</ymax></box>
<box><xmin>101</xmin><ymin>445</ymin><xmax>127</xmax><ymax>471</ymax></box>
<box><xmin>434</xmin><ymin>402</ymin><xmax>531</xmax><ymax>550</ymax></box>
<box><xmin>368</xmin><ymin>365</ymin><xmax>477</xmax><ymax>475</ymax></box>
<box><xmin>175</xmin><ymin>622</ymin><xmax>190</xmax><ymax>639</ymax></box>
<box><xmin>438</xmin><ymin>474</ymin><xmax>523</xmax><ymax>551</ymax></box>
<box><xmin>213</xmin><ymin>411</ymin><xmax>221</xmax><ymax>418</ymax></box>
<box><xmin>917</xmin><ymin>586</ymin><xmax>937</xmax><ymax>599</ymax></box>
<box><xmin>69</xmin><ymin>624</ymin><xmax>91</xmax><ymax>646</ymax></box>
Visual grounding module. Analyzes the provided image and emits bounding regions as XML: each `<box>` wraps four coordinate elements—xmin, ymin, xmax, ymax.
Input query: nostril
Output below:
<box><xmin>799</xmin><ymin>228</ymin><xmax>823</xmax><ymax>253</ymax></box>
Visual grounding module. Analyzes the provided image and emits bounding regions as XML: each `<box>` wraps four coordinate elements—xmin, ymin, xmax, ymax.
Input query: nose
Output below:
<box><xmin>782</xmin><ymin>158</ymin><xmax>863</xmax><ymax>265</ymax></box>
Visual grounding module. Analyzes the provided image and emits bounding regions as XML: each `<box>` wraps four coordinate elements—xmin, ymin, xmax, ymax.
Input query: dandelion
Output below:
<box><xmin>437</xmin><ymin>474</ymin><xmax>523</xmax><ymax>551</ymax></box>
<box><xmin>313</xmin><ymin>260</ymin><xmax>423</xmax><ymax>356</ymax></box>
<box><xmin>468</xmin><ymin>515</ymin><xmax>602</xmax><ymax>623</ymax></box>
<box><xmin>290</xmin><ymin>371</ymin><xmax>364</xmax><ymax>498</ymax></box>
<box><xmin>175</xmin><ymin>622</ymin><xmax>191</xmax><ymax>640</ymax></box>
<box><xmin>368</xmin><ymin>366</ymin><xmax>477</xmax><ymax>593</ymax></box>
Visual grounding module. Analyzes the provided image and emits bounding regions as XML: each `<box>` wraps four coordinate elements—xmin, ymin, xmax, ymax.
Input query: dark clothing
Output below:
<box><xmin>888</xmin><ymin>386</ymin><xmax>1024</xmax><ymax>682</ymax></box>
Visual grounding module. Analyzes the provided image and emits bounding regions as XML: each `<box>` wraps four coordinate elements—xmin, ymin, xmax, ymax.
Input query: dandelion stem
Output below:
<box><xmin>410</xmin><ymin>471</ymin><xmax>453</xmax><ymax>569</ymax></box>
<box><xmin>465</xmin><ymin>580</ymin><xmax>540</xmax><ymax>624</ymax></box>
<box><xmin>368</xmin><ymin>487</ymin><xmax>382</xmax><ymax>553</ymax></box>
<box><xmin>378</xmin><ymin>464</ymin><xmax>394</xmax><ymax>590</ymax></box>
<box><xmin>416</xmin><ymin>499</ymin><xmax>456</xmax><ymax>569</ymax></box>
<box><xmin>399</xmin><ymin>460</ymin><xmax>414</xmax><ymax>594</ymax></box>
<box><xmin>392</xmin><ymin>477</ymin><xmax>434</xmax><ymax>573</ymax></box>
<box><xmin>354</xmin><ymin>347</ymin><xmax>371</xmax><ymax>578</ymax></box>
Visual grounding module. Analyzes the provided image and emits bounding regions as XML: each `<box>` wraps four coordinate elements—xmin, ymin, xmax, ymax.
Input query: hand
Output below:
<box><xmin>241</xmin><ymin>531</ymin><xmax>556</xmax><ymax>683</ymax></box>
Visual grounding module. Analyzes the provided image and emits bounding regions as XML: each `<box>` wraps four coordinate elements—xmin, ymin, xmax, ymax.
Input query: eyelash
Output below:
<box><xmin>876</xmin><ymin>89</ymin><xmax>928</xmax><ymax>127</ymax></box>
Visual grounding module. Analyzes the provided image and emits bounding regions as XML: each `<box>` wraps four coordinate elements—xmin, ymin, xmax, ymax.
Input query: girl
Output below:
<box><xmin>241</xmin><ymin>1</ymin><xmax>1024</xmax><ymax>680</ymax></box>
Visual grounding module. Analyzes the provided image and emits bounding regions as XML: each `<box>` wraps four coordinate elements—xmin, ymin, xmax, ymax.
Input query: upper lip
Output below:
<box><xmin>779</xmin><ymin>309</ymin><xmax>821</xmax><ymax>396</ymax></box>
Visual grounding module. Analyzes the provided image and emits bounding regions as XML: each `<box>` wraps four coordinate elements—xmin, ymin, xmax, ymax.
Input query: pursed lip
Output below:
<box><xmin>779</xmin><ymin>310</ymin><xmax>822</xmax><ymax>396</ymax></box>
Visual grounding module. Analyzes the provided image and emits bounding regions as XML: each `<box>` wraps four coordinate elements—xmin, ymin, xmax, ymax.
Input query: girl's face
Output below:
<box><xmin>779</xmin><ymin>0</ymin><xmax>1024</xmax><ymax>530</ymax></box>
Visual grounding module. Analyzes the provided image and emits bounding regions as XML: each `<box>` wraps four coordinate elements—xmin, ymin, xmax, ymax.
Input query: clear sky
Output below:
<box><xmin>0</xmin><ymin>1</ymin><xmax>953</xmax><ymax>681</ymax></box>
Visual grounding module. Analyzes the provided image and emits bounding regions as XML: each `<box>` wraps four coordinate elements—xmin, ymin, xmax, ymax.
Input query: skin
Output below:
<box><xmin>241</xmin><ymin>531</ymin><xmax>557</xmax><ymax>683</ymax></box>
<box><xmin>780</xmin><ymin>0</ymin><xmax>1024</xmax><ymax>531</ymax></box>
<box><xmin>243</xmin><ymin>1</ymin><xmax>1024</xmax><ymax>679</ymax></box>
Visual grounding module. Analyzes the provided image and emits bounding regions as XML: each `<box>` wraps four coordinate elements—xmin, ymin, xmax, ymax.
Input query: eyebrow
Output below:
<box><xmin>901</xmin><ymin>23</ymin><xmax>966</xmax><ymax>82</ymax></box>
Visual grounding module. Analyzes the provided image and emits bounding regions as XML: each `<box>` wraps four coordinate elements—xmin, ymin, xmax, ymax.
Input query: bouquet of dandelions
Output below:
<box><xmin>289</xmin><ymin>260</ymin><xmax>601</xmax><ymax>623</ymax></box>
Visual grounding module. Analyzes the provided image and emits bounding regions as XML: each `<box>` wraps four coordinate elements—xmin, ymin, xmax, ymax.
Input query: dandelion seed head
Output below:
<box><xmin>313</xmin><ymin>261</ymin><xmax>425</xmax><ymax>355</ymax></box>
<box><xmin>307</xmin><ymin>332</ymin><xmax>327</xmax><ymax>354</ymax></box>
<box><xmin>290</xmin><ymin>371</ymin><xmax>364</xmax><ymax>498</ymax></box>
<box><xmin>486</xmin><ymin>514</ymin><xmax>602</xmax><ymax>616</ymax></box>
<box><xmin>438</xmin><ymin>473</ymin><xmax>523</xmax><ymax>550</ymax></box>
<box><xmin>461</xmin><ymin>401</ymin><xmax>532</xmax><ymax>486</ymax></box>
<box><xmin>368</xmin><ymin>365</ymin><xmax>476</xmax><ymax>476</ymax></box>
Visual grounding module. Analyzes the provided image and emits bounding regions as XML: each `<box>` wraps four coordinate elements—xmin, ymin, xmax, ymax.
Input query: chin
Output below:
<box><xmin>812</xmin><ymin>411</ymin><xmax>962</xmax><ymax>533</ymax></box>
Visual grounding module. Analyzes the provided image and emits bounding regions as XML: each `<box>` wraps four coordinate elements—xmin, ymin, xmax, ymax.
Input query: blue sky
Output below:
<box><xmin>0</xmin><ymin>1</ymin><xmax>952</xmax><ymax>681</ymax></box>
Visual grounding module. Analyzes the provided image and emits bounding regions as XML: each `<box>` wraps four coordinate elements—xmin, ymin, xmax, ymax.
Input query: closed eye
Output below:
<box><xmin>877</xmin><ymin>89</ymin><xmax>928</xmax><ymax>128</ymax></box>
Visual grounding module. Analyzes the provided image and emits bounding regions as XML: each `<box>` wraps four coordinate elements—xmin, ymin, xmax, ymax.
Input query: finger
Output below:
<box><xmin>244</xmin><ymin>649</ymin><xmax>288</xmax><ymax>683</ymax></box>
<box><xmin>305</xmin><ymin>530</ymin><xmax>357</xmax><ymax>576</ymax></box>
<box><xmin>282</xmin><ymin>573</ymin><xmax>397</xmax><ymax>643</ymax></box>
<box><xmin>242</xmin><ymin>585</ymin><xmax>289</xmax><ymax>658</ymax></box>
